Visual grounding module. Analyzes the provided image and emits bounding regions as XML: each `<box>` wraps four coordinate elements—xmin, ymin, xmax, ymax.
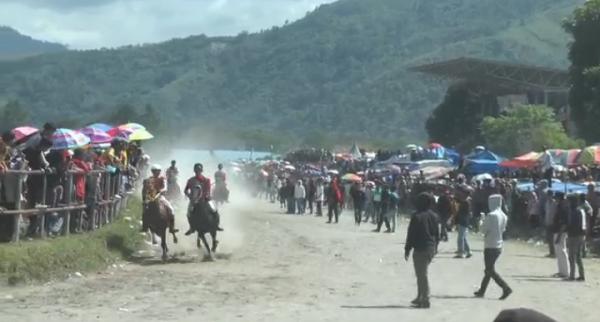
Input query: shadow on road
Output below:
<box><xmin>341</xmin><ymin>305</ymin><xmax>413</xmax><ymax>309</ymax></box>
<box><xmin>431</xmin><ymin>295</ymin><xmax>477</xmax><ymax>300</ymax></box>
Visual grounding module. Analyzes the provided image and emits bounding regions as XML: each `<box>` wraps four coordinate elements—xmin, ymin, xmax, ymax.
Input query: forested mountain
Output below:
<box><xmin>0</xmin><ymin>26</ymin><xmax>67</xmax><ymax>60</ymax></box>
<box><xmin>0</xmin><ymin>0</ymin><xmax>585</xmax><ymax>148</ymax></box>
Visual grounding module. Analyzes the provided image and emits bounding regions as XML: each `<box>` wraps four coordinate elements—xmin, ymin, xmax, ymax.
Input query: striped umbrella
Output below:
<box><xmin>576</xmin><ymin>146</ymin><xmax>600</xmax><ymax>165</ymax></box>
<box><xmin>107</xmin><ymin>123</ymin><xmax>146</xmax><ymax>137</ymax></box>
<box><xmin>52</xmin><ymin>128</ymin><xmax>90</xmax><ymax>150</ymax></box>
<box><xmin>86</xmin><ymin>123</ymin><xmax>113</xmax><ymax>132</ymax></box>
<box><xmin>79</xmin><ymin>127</ymin><xmax>113</xmax><ymax>144</ymax></box>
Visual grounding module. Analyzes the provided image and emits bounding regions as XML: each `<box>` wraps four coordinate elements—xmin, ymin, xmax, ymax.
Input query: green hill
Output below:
<box><xmin>0</xmin><ymin>0</ymin><xmax>585</xmax><ymax>148</ymax></box>
<box><xmin>0</xmin><ymin>26</ymin><xmax>67</xmax><ymax>60</ymax></box>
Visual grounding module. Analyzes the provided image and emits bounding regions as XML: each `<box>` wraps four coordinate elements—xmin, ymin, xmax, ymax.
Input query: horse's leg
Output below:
<box><xmin>210</xmin><ymin>231</ymin><xmax>219</xmax><ymax>253</ymax></box>
<box><xmin>199</xmin><ymin>233</ymin><xmax>213</xmax><ymax>260</ymax></box>
<box><xmin>160</xmin><ymin>229</ymin><xmax>168</xmax><ymax>261</ymax></box>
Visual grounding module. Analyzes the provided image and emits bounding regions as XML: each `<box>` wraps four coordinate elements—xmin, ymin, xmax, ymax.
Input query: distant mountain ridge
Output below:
<box><xmin>0</xmin><ymin>0</ymin><xmax>587</xmax><ymax>146</ymax></box>
<box><xmin>0</xmin><ymin>26</ymin><xmax>67</xmax><ymax>60</ymax></box>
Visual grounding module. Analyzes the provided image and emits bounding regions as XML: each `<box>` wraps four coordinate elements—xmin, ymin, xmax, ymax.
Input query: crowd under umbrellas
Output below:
<box><xmin>232</xmin><ymin>142</ymin><xmax>597</xmax><ymax>316</ymax></box>
<box><xmin>0</xmin><ymin>122</ymin><xmax>155</xmax><ymax>241</ymax></box>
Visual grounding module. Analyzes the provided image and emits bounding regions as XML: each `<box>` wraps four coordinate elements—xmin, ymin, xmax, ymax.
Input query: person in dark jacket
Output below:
<box><xmin>436</xmin><ymin>190</ymin><xmax>453</xmax><ymax>241</ymax></box>
<box><xmin>350</xmin><ymin>182</ymin><xmax>366</xmax><ymax>225</ymax></box>
<box><xmin>567</xmin><ymin>194</ymin><xmax>586</xmax><ymax>281</ymax></box>
<box><xmin>455</xmin><ymin>185</ymin><xmax>473</xmax><ymax>258</ymax></box>
<box><xmin>404</xmin><ymin>192</ymin><xmax>440</xmax><ymax>309</ymax></box>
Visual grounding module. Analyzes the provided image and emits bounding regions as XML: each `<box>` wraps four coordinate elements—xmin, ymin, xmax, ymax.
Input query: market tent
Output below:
<box><xmin>349</xmin><ymin>143</ymin><xmax>362</xmax><ymax>159</ymax></box>
<box><xmin>548</xmin><ymin>149</ymin><xmax>580</xmax><ymax>167</ymax></box>
<box><xmin>463</xmin><ymin>150</ymin><xmax>504</xmax><ymax>175</ymax></box>
<box><xmin>575</xmin><ymin>146</ymin><xmax>600</xmax><ymax>165</ymax></box>
<box><xmin>500</xmin><ymin>152</ymin><xmax>541</xmax><ymax>169</ymax></box>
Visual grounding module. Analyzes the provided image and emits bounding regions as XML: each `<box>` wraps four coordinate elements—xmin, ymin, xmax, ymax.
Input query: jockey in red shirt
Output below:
<box><xmin>184</xmin><ymin>163</ymin><xmax>223</xmax><ymax>235</ymax></box>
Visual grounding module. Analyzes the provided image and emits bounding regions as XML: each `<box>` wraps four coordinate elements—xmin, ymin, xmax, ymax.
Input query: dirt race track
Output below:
<box><xmin>1</xmin><ymin>195</ymin><xmax>599</xmax><ymax>322</ymax></box>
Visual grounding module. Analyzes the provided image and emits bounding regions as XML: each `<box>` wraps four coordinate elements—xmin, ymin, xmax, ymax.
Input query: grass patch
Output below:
<box><xmin>0</xmin><ymin>198</ymin><xmax>144</xmax><ymax>285</ymax></box>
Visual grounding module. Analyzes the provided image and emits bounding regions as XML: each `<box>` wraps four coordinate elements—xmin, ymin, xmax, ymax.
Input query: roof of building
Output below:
<box><xmin>409</xmin><ymin>57</ymin><xmax>569</xmax><ymax>94</ymax></box>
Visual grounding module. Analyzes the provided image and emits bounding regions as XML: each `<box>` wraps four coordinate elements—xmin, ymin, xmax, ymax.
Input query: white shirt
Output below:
<box><xmin>483</xmin><ymin>195</ymin><xmax>508</xmax><ymax>249</ymax></box>
<box><xmin>294</xmin><ymin>184</ymin><xmax>306</xmax><ymax>199</ymax></box>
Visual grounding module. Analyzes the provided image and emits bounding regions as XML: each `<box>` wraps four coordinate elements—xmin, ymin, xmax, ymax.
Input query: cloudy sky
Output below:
<box><xmin>0</xmin><ymin>0</ymin><xmax>335</xmax><ymax>49</ymax></box>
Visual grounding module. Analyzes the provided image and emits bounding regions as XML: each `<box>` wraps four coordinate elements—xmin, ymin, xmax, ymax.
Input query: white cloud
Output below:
<box><xmin>0</xmin><ymin>0</ymin><xmax>335</xmax><ymax>49</ymax></box>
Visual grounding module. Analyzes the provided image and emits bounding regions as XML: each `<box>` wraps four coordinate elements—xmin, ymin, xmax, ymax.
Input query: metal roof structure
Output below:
<box><xmin>409</xmin><ymin>57</ymin><xmax>570</xmax><ymax>95</ymax></box>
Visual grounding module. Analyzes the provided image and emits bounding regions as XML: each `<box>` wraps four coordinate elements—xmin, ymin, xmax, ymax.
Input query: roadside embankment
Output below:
<box><xmin>0</xmin><ymin>199</ymin><xmax>143</xmax><ymax>285</ymax></box>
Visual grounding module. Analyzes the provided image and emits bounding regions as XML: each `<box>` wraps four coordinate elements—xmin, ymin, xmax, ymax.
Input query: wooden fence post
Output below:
<box><xmin>63</xmin><ymin>172</ymin><xmax>73</xmax><ymax>236</ymax></box>
<box><xmin>11</xmin><ymin>173</ymin><xmax>23</xmax><ymax>243</ymax></box>
<box><xmin>39</xmin><ymin>173</ymin><xmax>48</xmax><ymax>238</ymax></box>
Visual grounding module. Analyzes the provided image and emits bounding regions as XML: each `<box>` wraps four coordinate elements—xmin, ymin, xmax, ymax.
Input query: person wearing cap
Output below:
<box><xmin>405</xmin><ymin>192</ymin><xmax>440</xmax><ymax>309</ymax></box>
<box><xmin>141</xmin><ymin>164</ymin><xmax>177</xmax><ymax>234</ymax></box>
<box><xmin>474</xmin><ymin>194</ymin><xmax>512</xmax><ymax>300</ymax></box>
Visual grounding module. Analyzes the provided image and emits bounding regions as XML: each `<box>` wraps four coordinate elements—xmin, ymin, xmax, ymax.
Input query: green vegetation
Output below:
<box><xmin>564</xmin><ymin>0</ymin><xmax>600</xmax><ymax>142</ymax></box>
<box><xmin>0</xmin><ymin>26</ymin><xmax>66</xmax><ymax>60</ymax></box>
<box><xmin>0</xmin><ymin>199</ymin><xmax>143</xmax><ymax>285</ymax></box>
<box><xmin>0</xmin><ymin>0</ymin><xmax>583</xmax><ymax>148</ymax></box>
<box><xmin>481</xmin><ymin>105</ymin><xmax>582</xmax><ymax>156</ymax></box>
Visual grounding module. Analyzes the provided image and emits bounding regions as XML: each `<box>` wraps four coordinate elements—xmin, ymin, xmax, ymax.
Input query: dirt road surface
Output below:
<box><xmin>1</xmin><ymin>195</ymin><xmax>599</xmax><ymax>322</ymax></box>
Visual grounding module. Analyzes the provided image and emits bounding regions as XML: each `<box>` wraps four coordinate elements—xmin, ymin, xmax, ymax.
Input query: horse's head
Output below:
<box><xmin>190</xmin><ymin>184</ymin><xmax>203</xmax><ymax>203</ymax></box>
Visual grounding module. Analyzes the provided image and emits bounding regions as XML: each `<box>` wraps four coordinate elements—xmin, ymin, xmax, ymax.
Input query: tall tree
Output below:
<box><xmin>426</xmin><ymin>82</ymin><xmax>497</xmax><ymax>152</ymax></box>
<box><xmin>563</xmin><ymin>0</ymin><xmax>600</xmax><ymax>142</ymax></box>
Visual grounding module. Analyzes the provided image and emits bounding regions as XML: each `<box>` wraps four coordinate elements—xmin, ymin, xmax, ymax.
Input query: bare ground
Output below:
<box><xmin>1</xmin><ymin>195</ymin><xmax>599</xmax><ymax>322</ymax></box>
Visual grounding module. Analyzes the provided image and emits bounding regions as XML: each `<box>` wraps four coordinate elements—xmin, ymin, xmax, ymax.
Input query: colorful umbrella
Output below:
<box><xmin>86</xmin><ymin>123</ymin><xmax>113</xmax><ymax>132</ymax></box>
<box><xmin>79</xmin><ymin>127</ymin><xmax>113</xmax><ymax>144</ymax></box>
<box><xmin>341</xmin><ymin>173</ymin><xmax>362</xmax><ymax>182</ymax></box>
<box><xmin>126</xmin><ymin>129</ymin><xmax>154</xmax><ymax>141</ymax></box>
<box><xmin>547</xmin><ymin>149</ymin><xmax>581</xmax><ymax>167</ymax></box>
<box><xmin>500</xmin><ymin>152</ymin><xmax>541</xmax><ymax>169</ymax></box>
<box><xmin>52</xmin><ymin>128</ymin><xmax>90</xmax><ymax>150</ymax></box>
<box><xmin>107</xmin><ymin>123</ymin><xmax>146</xmax><ymax>137</ymax></box>
<box><xmin>12</xmin><ymin>126</ymin><xmax>38</xmax><ymax>141</ymax></box>
<box><xmin>576</xmin><ymin>146</ymin><xmax>600</xmax><ymax>165</ymax></box>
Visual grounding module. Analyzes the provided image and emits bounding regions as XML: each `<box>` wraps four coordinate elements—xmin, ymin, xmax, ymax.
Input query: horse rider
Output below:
<box><xmin>184</xmin><ymin>163</ymin><xmax>223</xmax><ymax>235</ymax></box>
<box><xmin>166</xmin><ymin>160</ymin><xmax>179</xmax><ymax>185</ymax></box>
<box><xmin>141</xmin><ymin>164</ymin><xmax>178</xmax><ymax>233</ymax></box>
<box><xmin>214</xmin><ymin>163</ymin><xmax>229</xmax><ymax>202</ymax></box>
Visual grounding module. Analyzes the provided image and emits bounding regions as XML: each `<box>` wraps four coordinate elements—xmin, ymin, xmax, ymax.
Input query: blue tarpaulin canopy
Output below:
<box><xmin>463</xmin><ymin>150</ymin><xmax>505</xmax><ymax>175</ymax></box>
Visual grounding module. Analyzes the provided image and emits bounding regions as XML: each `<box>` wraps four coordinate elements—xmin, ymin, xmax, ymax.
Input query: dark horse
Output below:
<box><xmin>143</xmin><ymin>194</ymin><xmax>179</xmax><ymax>261</ymax></box>
<box><xmin>189</xmin><ymin>188</ymin><xmax>221</xmax><ymax>260</ymax></box>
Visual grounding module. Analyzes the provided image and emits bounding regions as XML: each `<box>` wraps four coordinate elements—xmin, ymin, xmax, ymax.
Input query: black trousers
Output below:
<box><xmin>478</xmin><ymin>248</ymin><xmax>510</xmax><ymax>294</ymax></box>
<box><xmin>327</xmin><ymin>202</ymin><xmax>340</xmax><ymax>222</ymax></box>
<box><xmin>544</xmin><ymin>168</ymin><xmax>553</xmax><ymax>188</ymax></box>
<box><xmin>354</xmin><ymin>204</ymin><xmax>363</xmax><ymax>224</ymax></box>
<box><xmin>316</xmin><ymin>201</ymin><xmax>322</xmax><ymax>216</ymax></box>
<box><xmin>376</xmin><ymin>208</ymin><xmax>390</xmax><ymax>231</ymax></box>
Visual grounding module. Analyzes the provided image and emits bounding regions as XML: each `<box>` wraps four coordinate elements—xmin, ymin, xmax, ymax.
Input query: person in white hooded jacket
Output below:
<box><xmin>474</xmin><ymin>194</ymin><xmax>512</xmax><ymax>300</ymax></box>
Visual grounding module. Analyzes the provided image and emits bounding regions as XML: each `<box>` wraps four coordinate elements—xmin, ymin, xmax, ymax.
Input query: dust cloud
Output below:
<box><xmin>147</xmin><ymin>147</ymin><xmax>265</xmax><ymax>258</ymax></box>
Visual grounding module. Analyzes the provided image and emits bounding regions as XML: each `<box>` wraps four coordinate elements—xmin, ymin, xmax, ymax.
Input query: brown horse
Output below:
<box><xmin>143</xmin><ymin>194</ymin><xmax>179</xmax><ymax>261</ymax></box>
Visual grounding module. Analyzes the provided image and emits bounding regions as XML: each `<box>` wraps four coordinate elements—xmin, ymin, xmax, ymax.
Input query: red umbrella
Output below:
<box><xmin>12</xmin><ymin>126</ymin><xmax>38</xmax><ymax>141</ymax></box>
<box><xmin>429</xmin><ymin>142</ymin><xmax>443</xmax><ymax>149</ymax></box>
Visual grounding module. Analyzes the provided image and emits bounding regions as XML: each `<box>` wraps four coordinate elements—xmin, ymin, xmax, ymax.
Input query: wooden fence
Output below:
<box><xmin>0</xmin><ymin>169</ymin><xmax>135</xmax><ymax>242</ymax></box>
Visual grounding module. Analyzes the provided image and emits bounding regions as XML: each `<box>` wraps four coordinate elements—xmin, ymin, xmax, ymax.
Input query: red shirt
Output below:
<box><xmin>72</xmin><ymin>158</ymin><xmax>91</xmax><ymax>201</ymax></box>
<box><xmin>186</xmin><ymin>175</ymin><xmax>211</xmax><ymax>200</ymax></box>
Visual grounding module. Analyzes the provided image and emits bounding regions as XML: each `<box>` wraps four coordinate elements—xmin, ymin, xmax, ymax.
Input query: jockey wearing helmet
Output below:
<box><xmin>141</xmin><ymin>164</ymin><xmax>177</xmax><ymax>233</ymax></box>
<box><xmin>184</xmin><ymin>163</ymin><xmax>223</xmax><ymax>235</ymax></box>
